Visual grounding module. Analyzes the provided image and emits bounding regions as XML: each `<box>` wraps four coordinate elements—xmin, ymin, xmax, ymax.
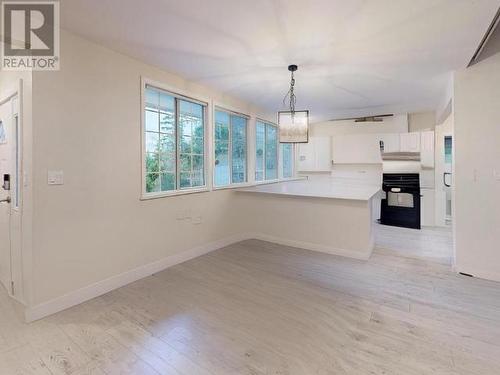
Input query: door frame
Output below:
<box><xmin>0</xmin><ymin>79</ymin><xmax>24</xmax><ymax>304</ymax></box>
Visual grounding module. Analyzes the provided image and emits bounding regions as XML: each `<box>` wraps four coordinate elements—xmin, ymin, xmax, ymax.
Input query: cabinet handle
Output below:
<box><xmin>443</xmin><ymin>172</ymin><xmax>452</xmax><ymax>187</ymax></box>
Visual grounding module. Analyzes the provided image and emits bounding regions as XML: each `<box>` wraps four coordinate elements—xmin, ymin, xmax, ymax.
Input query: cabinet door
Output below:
<box><xmin>314</xmin><ymin>137</ymin><xmax>332</xmax><ymax>171</ymax></box>
<box><xmin>297</xmin><ymin>142</ymin><xmax>315</xmax><ymax>171</ymax></box>
<box><xmin>420</xmin><ymin>188</ymin><xmax>435</xmax><ymax>226</ymax></box>
<box><xmin>379</xmin><ymin>133</ymin><xmax>400</xmax><ymax>153</ymax></box>
<box><xmin>400</xmin><ymin>132</ymin><xmax>420</xmax><ymax>152</ymax></box>
<box><xmin>420</xmin><ymin>131</ymin><xmax>435</xmax><ymax>168</ymax></box>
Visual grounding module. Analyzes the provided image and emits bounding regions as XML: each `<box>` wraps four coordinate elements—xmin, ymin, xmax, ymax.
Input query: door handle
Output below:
<box><xmin>443</xmin><ymin>172</ymin><xmax>452</xmax><ymax>187</ymax></box>
<box><xmin>0</xmin><ymin>197</ymin><xmax>11</xmax><ymax>204</ymax></box>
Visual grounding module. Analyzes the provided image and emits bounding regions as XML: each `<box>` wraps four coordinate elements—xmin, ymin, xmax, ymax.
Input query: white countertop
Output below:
<box><xmin>236</xmin><ymin>178</ymin><xmax>381</xmax><ymax>201</ymax></box>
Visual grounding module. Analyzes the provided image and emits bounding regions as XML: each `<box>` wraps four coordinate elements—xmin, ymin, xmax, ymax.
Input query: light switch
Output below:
<box><xmin>176</xmin><ymin>209</ymin><xmax>191</xmax><ymax>220</ymax></box>
<box><xmin>47</xmin><ymin>170</ymin><xmax>64</xmax><ymax>185</ymax></box>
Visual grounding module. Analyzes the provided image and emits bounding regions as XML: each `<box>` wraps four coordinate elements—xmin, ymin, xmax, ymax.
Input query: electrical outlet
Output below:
<box><xmin>48</xmin><ymin>170</ymin><xmax>64</xmax><ymax>185</ymax></box>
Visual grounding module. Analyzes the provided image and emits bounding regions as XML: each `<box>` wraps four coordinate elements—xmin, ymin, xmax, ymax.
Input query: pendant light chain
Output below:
<box><xmin>283</xmin><ymin>69</ymin><xmax>297</xmax><ymax>114</ymax></box>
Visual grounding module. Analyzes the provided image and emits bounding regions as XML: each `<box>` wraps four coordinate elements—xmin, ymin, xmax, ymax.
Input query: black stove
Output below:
<box><xmin>380</xmin><ymin>173</ymin><xmax>421</xmax><ymax>229</ymax></box>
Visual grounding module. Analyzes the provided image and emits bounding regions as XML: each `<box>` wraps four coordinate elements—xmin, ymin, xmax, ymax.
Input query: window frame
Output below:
<box><xmin>212</xmin><ymin>106</ymin><xmax>250</xmax><ymax>190</ymax></box>
<box><xmin>255</xmin><ymin>119</ymin><xmax>280</xmax><ymax>184</ymax></box>
<box><xmin>279</xmin><ymin>142</ymin><xmax>295</xmax><ymax>180</ymax></box>
<box><xmin>141</xmin><ymin>78</ymin><xmax>210</xmax><ymax>199</ymax></box>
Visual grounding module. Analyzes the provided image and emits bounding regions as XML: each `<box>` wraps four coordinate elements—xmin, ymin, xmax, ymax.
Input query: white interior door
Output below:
<box><xmin>0</xmin><ymin>99</ymin><xmax>13</xmax><ymax>293</ymax></box>
<box><xmin>0</xmin><ymin>95</ymin><xmax>22</xmax><ymax>300</ymax></box>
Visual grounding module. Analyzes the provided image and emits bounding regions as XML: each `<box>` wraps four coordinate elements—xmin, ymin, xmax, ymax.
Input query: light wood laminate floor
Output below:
<box><xmin>2</xmin><ymin>225</ymin><xmax>500</xmax><ymax>374</ymax></box>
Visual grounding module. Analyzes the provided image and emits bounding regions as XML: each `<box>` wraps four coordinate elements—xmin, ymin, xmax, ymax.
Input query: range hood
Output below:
<box><xmin>381</xmin><ymin>152</ymin><xmax>421</xmax><ymax>161</ymax></box>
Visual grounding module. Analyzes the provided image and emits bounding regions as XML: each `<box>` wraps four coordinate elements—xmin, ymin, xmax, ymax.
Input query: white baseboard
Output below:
<box><xmin>455</xmin><ymin>265</ymin><xmax>500</xmax><ymax>283</ymax></box>
<box><xmin>24</xmin><ymin>233</ymin><xmax>250</xmax><ymax>322</ymax></box>
<box><xmin>251</xmin><ymin>233</ymin><xmax>373</xmax><ymax>261</ymax></box>
<box><xmin>24</xmin><ymin>232</ymin><xmax>371</xmax><ymax>322</ymax></box>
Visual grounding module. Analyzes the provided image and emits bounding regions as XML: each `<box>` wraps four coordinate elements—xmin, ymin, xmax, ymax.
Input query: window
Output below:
<box><xmin>281</xmin><ymin>143</ymin><xmax>294</xmax><ymax>179</ymax></box>
<box><xmin>255</xmin><ymin>121</ymin><xmax>278</xmax><ymax>181</ymax></box>
<box><xmin>444</xmin><ymin>136</ymin><xmax>452</xmax><ymax>164</ymax></box>
<box><xmin>214</xmin><ymin>109</ymin><xmax>248</xmax><ymax>187</ymax></box>
<box><xmin>143</xmin><ymin>84</ymin><xmax>206</xmax><ymax>195</ymax></box>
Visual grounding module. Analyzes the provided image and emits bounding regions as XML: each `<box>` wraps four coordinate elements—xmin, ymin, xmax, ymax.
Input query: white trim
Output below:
<box><xmin>213</xmin><ymin>104</ymin><xmax>250</xmax><ymax>119</ymax></box>
<box><xmin>251</xmin><ymin>233</ymin><xmax>373</xmax><ymax>261</ymax></box>
<box><xmin>212</xmin><ymin>107</ymin><xmax>250</xmax><ymax>188</ymax></box>
<box><xmin>455</xmin><ymin>265</ymin><xmax>500</xmax><ymax>283</ymax></box>
<box><xmin>255</xmin><ymin>120</ymin><xmax>279</xmax><ymax>182</ymax></box>
<box><xmin>140</xmin><ymin>187</ymin><xmax>210</xmax><ymax>200</ymax></box>
<box><xmin>24</xmin><ymin>233</ymin><xmax>250</xmax><ymax>322</ymax></box>
<box><xmin>212</xmin><ymin>182</ymin><xmax>253</xmax><ymax>191</ymax></box>
<box><xmin>279</xmin><ymin>143</ymin><xmax>295</xmax><ymax>180</ymax></box>
<box><xmin>213</xmin><ymin>177</ymin><xmax>304</xmax><ymax>191</ymax></box>
<box><xmin>23</xmin><ymin>231</ymin><xmax>372</xmax><ymax>322</ymax></box>
<box><xmin>141</xmin><ymin>77</ymin><xmax>211</xmax><ymax>106</ymax></box>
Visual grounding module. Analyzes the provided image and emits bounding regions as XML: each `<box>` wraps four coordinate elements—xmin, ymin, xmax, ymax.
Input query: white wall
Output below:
<box><xmin>454</xmin><ymin>51</ymin><xmax>500</xmax><ymax>281</ymax></box>
<box><xmin>408</xmin><ymin>111</ymin><xmax>436</xmax><ymax>132</ymax></box>
<box><xmin>29</xmin><ymin>30</ymin><xmax>272</xmax><ymax>306</ymax></box>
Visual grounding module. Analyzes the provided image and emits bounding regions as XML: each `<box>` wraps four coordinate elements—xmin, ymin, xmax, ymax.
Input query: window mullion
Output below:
<box><xmin>264</xmin><ymin>124</ymin><xmax>267</xmax><ymax>180</ymax></box>
<box><xmin>229</xmin><ymin>115</ymin><xmax>233</xmax><ymax>185</ymax></box>
<box><xmin>175</xmin><ymin>98</ymin><xmax>180</xmax><ymax>190</ymax></box>
<box><xmin>276</xmin><ymin>126</ymin><xmax>279</xmax><ymax>180</ymax></box>
<box><xmin>244</xmin><ymin>120</ymin><xmax>248</xmax><ymax>182</ymax></box>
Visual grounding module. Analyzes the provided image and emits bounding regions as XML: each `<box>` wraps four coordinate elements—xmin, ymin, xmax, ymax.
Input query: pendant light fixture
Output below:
<box><xmin>278</xmin><ymin>64</ymin><xmax>309</xmax><ymax>143</ymax></box>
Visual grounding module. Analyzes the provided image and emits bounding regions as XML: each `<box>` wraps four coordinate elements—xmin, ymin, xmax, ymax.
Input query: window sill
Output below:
<box><xmin>141</xmin><ymin>187</ymin><xmax>210</xmax><ymax>200</ymax></box>
<box><xmin>253</xmin><ymin>177</ymin><xmax>305</xmax><ymax>186</ymax></box>
<box><xmin>212</xmin><ymin>182</ymin><xmax>253</xmax><ymax>191</ymax></box>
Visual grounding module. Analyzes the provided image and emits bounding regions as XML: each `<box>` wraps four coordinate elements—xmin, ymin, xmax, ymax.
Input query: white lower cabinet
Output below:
<box><xmin>420</xmin><ymin>188</ymin><xmax>435</xmax><ymax>226</ymax></box>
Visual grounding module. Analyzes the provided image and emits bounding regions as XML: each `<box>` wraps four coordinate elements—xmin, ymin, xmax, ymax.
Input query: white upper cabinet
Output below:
<box><xmin>420</xmin><ymin>130</ymin><xmax>435</xmax><ymax>168</ymax></box>
<box><xmin>314</xmin><ymin>137</ymin><xmax>332</xmax><ymax>171</ymax></box>
<box><xmin>378</xmin><ymin>133</ymin><xmax>400</xmax><ymax>153</ymax></box>
<box><xmin>304</xmin><ymin>130</ymin><xmax>434</xmax><ymax>168</ymax></box>
<box><xmin>297</xmin><ymin>136</ymin><xmax>331</xmax><ymax>171</ymax></box>
<box><xmin>400</xmin><ymin>132</ymin><xmax>421</xmax><ymax>152</ymax></box>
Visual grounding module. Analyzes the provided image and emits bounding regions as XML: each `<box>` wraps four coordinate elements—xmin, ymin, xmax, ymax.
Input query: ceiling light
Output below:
<box><xmin>278</xmin><ymin>64</ymin><xmax>309</xmax><ymax>143</ymax></box>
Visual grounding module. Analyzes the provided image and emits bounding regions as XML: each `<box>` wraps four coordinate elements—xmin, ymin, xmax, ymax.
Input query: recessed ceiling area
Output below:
<box><xmin>60</xmin><ymin>0</ymin><xmax>500</xmax><ymax>122</ymax></box>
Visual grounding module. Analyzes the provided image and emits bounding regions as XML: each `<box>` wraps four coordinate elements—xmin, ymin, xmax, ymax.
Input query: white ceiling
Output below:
<box><xmin>60</xmin><ymin>0</ymin><xmax>500</xmax><ymax>122</ymax></box>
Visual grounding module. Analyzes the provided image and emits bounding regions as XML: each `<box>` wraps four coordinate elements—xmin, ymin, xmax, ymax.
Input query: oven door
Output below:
<box><xmin>380</xmin><ymin>187</ymin><xmax>421</xmax><ymax>229</ymax></box>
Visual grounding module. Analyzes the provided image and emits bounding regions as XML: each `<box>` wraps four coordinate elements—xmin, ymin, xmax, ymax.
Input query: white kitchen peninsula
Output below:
<box><xmin>235</xmin><ymin>178</ymin><xmax>381</xmax><ymax>260</ymax></box>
